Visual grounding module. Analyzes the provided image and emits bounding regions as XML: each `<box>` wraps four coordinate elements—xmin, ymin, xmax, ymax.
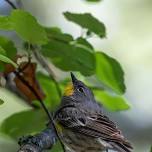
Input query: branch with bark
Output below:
<box><xmin>18</xmin><ymin>124</ymin><xmax>57</xmax><ymax>152</ymax></box>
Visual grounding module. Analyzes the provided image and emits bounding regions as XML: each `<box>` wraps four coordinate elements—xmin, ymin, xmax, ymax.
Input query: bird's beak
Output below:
<box><xmin>70</xmin><ymin>72</ymin><xmax>78</xmax><ymax>85</ymax></box>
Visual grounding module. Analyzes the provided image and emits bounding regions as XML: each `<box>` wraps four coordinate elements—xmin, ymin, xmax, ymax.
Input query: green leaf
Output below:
<box><xmin>10</xmin><ymin>10</ymin><xmax>48</xmax><ymax>45</ymax></box>
<box><xmin>64</xmin><ymin>12</ymin><xmax>106</xmax><ymax>38</ymax></box>
<box><xmin>0</xmin><ymin>54</ymin><xmax>17</xmax><ymax>68</ymax></box>
<box><xmin>75</xmin><ymin>37</ymin><xmax>94</xmax><ymax>52</ymax></box>
<box><xmin>0</xmin><ymin>98</ymin><xmax>4</xmax><ymax>105</ymax></box>
<box><xmin>45</xmin><ymin>27</ymin><xmax>73</xmax><ymax>43</ymax></box>
<box><xmin>36</xmin><ymin>72</ymin><xmax>60</xmax><ymax>109</ymax></box>
<box><xmin>0</xmin><ymin>16</ymin><xmax>12</xmax><ymax>30</ymax></box>
<box><xmin>0</xmin><ymin>36</ymin><xmax>17</xmax><ymax>59</ymax></box>
<box><xmin>0</xmin><ymin>110</ymin><xmax>46</xmax><ymax>139</ymax></box>
<box><xmin>0</xmin><ymin>46</ymin><xmax>6</xmax><ymax>55</ymax></box>
<box><xmin>51</xmin><ymin>142</ymin><xmax>63</xmax><ymax>152</ymax></box>
<box><xmin>41</xmin><ymin>40</ymin><xmax>95</xmax><ymax>76</ymax></box>
<box><xmin>95</xmin><ymin>52</ymin><xmax>125</xmax><ymax>94</ymax></box>
<box><xmin>94</xmin><ymin>90</ymin><xmax>130</xmax><ymax>111</ymax></box>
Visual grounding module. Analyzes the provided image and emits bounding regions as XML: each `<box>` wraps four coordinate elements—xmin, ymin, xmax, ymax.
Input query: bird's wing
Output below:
<box><xmin>55</xmin><ymin>106</ymin><xmax>132</xmax><ymax>151</ymax></box>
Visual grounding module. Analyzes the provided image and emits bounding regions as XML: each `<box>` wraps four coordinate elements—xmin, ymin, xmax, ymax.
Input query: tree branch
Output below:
<box><xmin>14</xmin><ymin>71</ymin><xmax>65</xmax><ymax>151</ymax></box>
<box><xmin>18</xmin><ymin>124</ymin><xmax>57</xmax><ymax>152</ymax></box>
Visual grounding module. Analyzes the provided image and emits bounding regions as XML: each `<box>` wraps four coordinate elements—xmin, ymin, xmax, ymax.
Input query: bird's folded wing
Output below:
<box><xmin>56</xmin><ymin>106</ymin><xmax>132</xmax><ymax>149</ymax></box>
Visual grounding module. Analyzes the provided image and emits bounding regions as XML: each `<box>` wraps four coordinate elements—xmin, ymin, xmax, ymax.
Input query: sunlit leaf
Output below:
<box><xmin>0</xmin><ymin>110</ymin><xmax>46</xmax><ymax>139</ymax></box>
<box><xmin>0</xmin><ymin>98</ymin><xmax>4</xmax><ymax>105</ymax></box>
<box><xmin>96</xmin><ymin>52</ymin><xmax>125</xmax><ymax>94</ymax></box>
<box><xmin>0</xmin><ymin>54</ymin><xmax>17</xmax><ymax>68</ymax></box>
<box><xmin>41</xmin><ymin>40</ymin><xmax>95</xmax><ymax>76</ymax></box>
<box><xmin>64</xmin><ymin>12</ymin><xmax>106</xmax><ymax>38</ymax></box>
<box><xmin>10</xmin><ymin>10</ymin><xmax>48</xmax><ymax>45</ymax></box>
<box><xmin>0</xmin><ymin>11</ymin><xmax>48</xmax><ymax>44</ymax></box>
<box><xmin>94</xmin><ymin>90</ymin><xmax>130</xmax><ymax>111</ymax></box>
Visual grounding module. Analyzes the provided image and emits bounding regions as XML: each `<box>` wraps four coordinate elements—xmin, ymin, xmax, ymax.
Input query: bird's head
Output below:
<box><xmin>63</xmin><ymin>72</ymin><xmax>95</xmax><ymax>103</ymax></box>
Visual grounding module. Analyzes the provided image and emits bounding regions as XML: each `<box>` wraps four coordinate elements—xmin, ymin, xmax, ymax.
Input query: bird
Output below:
<box><xmin>54</xmin><ymin>72</ymin><xmax>133</xmax><ymax>152</ymax></box>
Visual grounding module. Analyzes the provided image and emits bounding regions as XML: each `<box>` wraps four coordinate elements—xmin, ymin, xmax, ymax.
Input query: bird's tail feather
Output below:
<box><xmin>110</xmin><ymin>141</ymin><xmax>133</xmax><ymax>152</ymax></box>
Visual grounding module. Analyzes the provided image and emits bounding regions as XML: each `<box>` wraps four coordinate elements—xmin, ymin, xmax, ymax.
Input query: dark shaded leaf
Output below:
<box><xmin>0</xmin><ymin>98</ymin><xmax>4</xmax><ymax>105</ymax></box>
<box><xmin>51</xmin><ymin>142</ymin><xmax>62</xmax><ymax>152</ymax></box>
<box><xmin>45</xmin><ymin>27</ymin><xmax>73</xmax><ymax>43</ymax></box>
<box><xmin>41</xmin><ymin>40</ymin><xmax>95</xmax><ymax>76</ymax></box>
<box><xmin>94</xmin><ymin>90</ymin><xmax>130</xmax><ymax>111</ymax></box>
<box><xmin>36</xmin><ymin>72</ymin><xmax>60</xmax><ymax>109</ymax></box>
<box><xmin>64</xmin><ymin>12</ymin><xmax>106</xmax><ymax>38</ymax></box>
<box><xmin>0</xmin><ymin>110</ymin><xmax>46</xmax><ymax>139</ymax></box>
<box><xmin>0</xmin><ymin>54</ymin><xmax>17</xmax><ymax>68</ymax></box>
<box><xmin>0</xmin><ymin>36</ymin><xmax>17</xmax><ymax>59</ymax></box>
<box><xmin>75</xmin><ymin>37</ymin><xmax>94</xmax><ymax>51</ymax></box>
<box><xmin>150</xmin><ymin>146</ymin><xmax>152</xmax><ymax>152</ymax></box>
<box><xmin>95</xmin><ymin>52</ymin><xmax>125</xmax><ymax>94</ymax></box>
<box><xmin>0</xmin><ymin>46</ymin><xmax>6</xmax><ymax>55</ymax></box>
<box><xmin>10</xmin><ymin>10</ymin><xmax>48</xmax><ymax>45</ymax></box>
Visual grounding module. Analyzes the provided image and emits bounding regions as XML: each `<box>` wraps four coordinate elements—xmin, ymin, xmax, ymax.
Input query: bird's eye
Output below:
<box><xmin>77</xmin><ymin>87</ymin><xmax>84</xmax><ymax>93</ymax></box>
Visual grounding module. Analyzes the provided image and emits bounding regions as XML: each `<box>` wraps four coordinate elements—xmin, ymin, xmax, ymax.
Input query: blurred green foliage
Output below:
<box><xmin>0</xmin><ymin>110</ymin><xmax>46</xmax><ymax>140</ymax></box>
<box><xmin>0</xmin><ymin>36</ymin><xmax>17</xmax><ymax>59</ymax></box>
<box><xmin>36</xmin><ymin>72</ymin><xmax>60</xmax><ymax>109</ymax></box>
<box><xmin>0</xmin><ymin>99</ymin><xmax>4</xmax><ymax>105</ymax></box>
<box><xmin>0</xmin><ymin>54</ymin><xmax>17</xmax><ymax>68</ymax></box>
<box><xmin>85</xmin><ymin>0</ymin><xmax>102</xmax><ymax>2</ymax></box>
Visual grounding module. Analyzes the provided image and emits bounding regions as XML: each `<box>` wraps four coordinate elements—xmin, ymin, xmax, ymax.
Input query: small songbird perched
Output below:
<box><xmin>54</xmin><ymin>73</ymin><xmax>133</xmax><ymax>152</ymax></box>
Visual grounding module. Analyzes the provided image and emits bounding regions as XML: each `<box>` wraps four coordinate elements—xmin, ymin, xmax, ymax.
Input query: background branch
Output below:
<box><xmin>4</xmin><ymin>0</ymin><xmax>17</xmax><ymax>9</ymax></box>
<box><xmin>32</xmin><ymin>46</ymin><xmax>62</xmax><ymax>97</ymax></box>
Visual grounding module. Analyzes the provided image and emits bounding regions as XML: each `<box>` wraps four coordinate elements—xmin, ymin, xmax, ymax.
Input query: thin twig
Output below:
<box><xmin>4</xmin><ymin>0</ymin><xmax>17</xmax><ymax>9</ymax></box>
<box><xmin>14</xmin><ymin>71</ymin><xmax>65</xmax><ymax>151</ymax></box>
<box><xmin>32</xmin><ymin>47</ymin><xmax>62</xmax><ymax>97</ymax></box>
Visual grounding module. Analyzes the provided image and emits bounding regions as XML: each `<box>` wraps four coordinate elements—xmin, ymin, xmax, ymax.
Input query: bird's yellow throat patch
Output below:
<box><xmin>64</xmin><ymin>83</ymin><xmax>74</xmax><ymax>96</ymax></box>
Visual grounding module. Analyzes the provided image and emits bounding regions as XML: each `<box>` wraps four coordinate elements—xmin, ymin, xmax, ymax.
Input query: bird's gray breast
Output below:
<box><xmin>59</xmin><ymin>128</ymin><xmax>106</xmax><ymax>152</ymax></box>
